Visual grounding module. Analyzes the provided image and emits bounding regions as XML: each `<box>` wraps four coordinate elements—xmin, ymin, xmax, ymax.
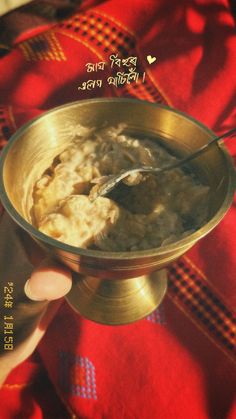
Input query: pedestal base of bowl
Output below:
<box><xmin>65</xmin><ymin>269</ymin><xmax>167</xmax><ymax>325</ymax></box>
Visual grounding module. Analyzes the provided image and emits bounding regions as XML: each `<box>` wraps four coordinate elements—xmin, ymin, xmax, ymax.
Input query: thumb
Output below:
<box><xmin>24</xmin><ymin>259</ymin><xmax>72</xmax><ymax>302</ymax></box>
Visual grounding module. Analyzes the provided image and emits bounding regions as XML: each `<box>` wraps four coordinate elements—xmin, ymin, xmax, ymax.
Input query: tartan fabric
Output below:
<box><xmin>168</xmin><ymin>256</ymin><xmax>236</xmax><ymax>364</ymax></box>
<box><xmin>0</xmin><ymin>0</ymin><xmax>236</xmax><ymax>418</ymax></box>
<box><xmin>56</xmin><ymin>10</ymin><xmax>166</xmax><ymax>103</ymax></box>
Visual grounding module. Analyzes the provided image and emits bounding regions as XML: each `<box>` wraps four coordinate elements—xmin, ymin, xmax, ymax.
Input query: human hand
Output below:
<box><xmin>0</xmin><ymin>214</ymin><xmax>72</xmax><ymax>385</ymax></box>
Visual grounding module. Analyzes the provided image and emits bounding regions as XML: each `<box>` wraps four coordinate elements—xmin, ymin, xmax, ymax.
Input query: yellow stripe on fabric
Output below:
<box><xmin>55</xmin><ymin>29</ymin><xmax>105</xmax><ymax>62</ymax></box>
<box><xmin>169</xmin><ymin>281</ymin><xmax>235</xmax><ymax>343</ymax></box>
<box><xmin>167</xmin><ymin>292</ymin><xmax>236</xmax><ymax>366</ymax></box>
<box><xmin>183</xmin><ymin>255</ymin><xmax>236</xmax><ymax>313</ymax></box>
<box><xmin>169</xmin><ymin>263</ymin><xmax>235</xmax><ymax>341</ymax></box>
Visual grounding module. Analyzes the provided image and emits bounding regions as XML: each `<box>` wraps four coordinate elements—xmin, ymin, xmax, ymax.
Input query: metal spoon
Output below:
<box><xmin>89</xmin><ymin>127</ymin><xmax>236</xmax><ymax>201</ymax></box>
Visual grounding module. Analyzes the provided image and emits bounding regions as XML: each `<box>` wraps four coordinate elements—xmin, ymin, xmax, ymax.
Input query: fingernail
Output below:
<box><xmin>24</xmin><ymin>279</ymin><xmax>47</xmax><ymax>302</ymax></box>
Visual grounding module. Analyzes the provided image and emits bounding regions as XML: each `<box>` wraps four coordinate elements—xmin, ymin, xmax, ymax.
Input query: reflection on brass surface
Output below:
<box><xmin>66</xmin><ymin>270</ymin><xmax>167</xmax><ymax>325</ymax></box>
<box><xmin>0</xmin><ymin>98</ymin><xmax>235</xmax><ymax>324</ymax></box>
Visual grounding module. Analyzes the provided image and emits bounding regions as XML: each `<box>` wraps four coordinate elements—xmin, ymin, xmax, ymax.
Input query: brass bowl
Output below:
<box><xmin>0</xmin><ymin>98</ymin><xmax>235</xmax><ymax>325</ymax></box>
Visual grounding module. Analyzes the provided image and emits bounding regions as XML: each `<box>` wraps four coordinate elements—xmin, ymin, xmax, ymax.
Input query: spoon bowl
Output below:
<box><xmin>89</xmin><ymin>128</ymin><xmax>236</xmax><ymax>201</ymax></box>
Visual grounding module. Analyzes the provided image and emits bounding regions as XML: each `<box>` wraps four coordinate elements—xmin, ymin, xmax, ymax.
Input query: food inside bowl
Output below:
<box><xmin>32</xmin><ymin>124</ymin><xmax>209</xmax><ymax>251</ymax></box>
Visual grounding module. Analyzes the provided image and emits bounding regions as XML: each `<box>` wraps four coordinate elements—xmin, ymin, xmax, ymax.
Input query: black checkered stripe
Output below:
<box><xmin>56</xmin><ymin>10</ymin><xmax>166</xmax><ymax>103</ymax></box>
<box><xmin>0</xmin><ymin>106</ymin><xmax>14</xmax><ymax>150</ymax></box>
<box><xmin>168</xmin><ymin>257</ymin><xmax>236</xmax><ymax>363</ymax></box>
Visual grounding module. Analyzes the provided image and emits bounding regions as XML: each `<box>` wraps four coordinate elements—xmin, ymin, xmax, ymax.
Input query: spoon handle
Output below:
<box><xmin>90</xmin><ymin>127</ymin><xmax>236</xmax><ymax>200</ymax></box>
<box><xmin>160</xmin><ymin>127</ymin><xmax>236</xmax><ymax>172</ymax></box>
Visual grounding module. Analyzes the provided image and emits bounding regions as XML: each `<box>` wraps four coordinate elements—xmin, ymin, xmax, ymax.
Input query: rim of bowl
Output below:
<box><xmin>0</xmin><ymin>97</ymin><xmax>235</xmax><ymax>260</ymax></box>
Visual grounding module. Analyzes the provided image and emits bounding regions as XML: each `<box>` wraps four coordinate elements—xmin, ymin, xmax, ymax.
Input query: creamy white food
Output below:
<box><xmin>32</xmin><ymin>125</ymin><xmax>209</xmax><ymax>251</ymax></box>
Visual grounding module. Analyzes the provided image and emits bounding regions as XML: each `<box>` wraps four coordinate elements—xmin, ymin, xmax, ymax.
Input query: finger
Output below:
<box><xmin>16</xmin><ymin>226</ymin><xmax>46</xmax><ymax>266</ymax></box>
<box><xmin>38</xmin><ymin>299</ymin><xmax>63</xmax><ymax>331</ymax></box>
<box><xmin>24</xmin><ymin>260</ymin><xmax>72</xmax><ymax>302</ymax></box>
